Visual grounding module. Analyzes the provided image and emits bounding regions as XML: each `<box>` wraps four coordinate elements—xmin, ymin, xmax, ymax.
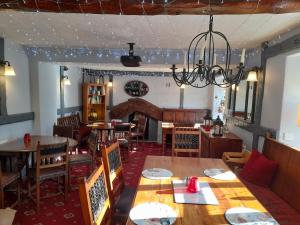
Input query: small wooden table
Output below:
<box><xmin>126</xmin><ymin>155</ymin><xmax>270</xmax><ymax>225</ymax></box>
<box><xmin>87</xmin><ymin>122</ymin><xmax>135</xmax><ymax>143</ymax></box>
<box><xmin>0</xmin><ymin>135</ymin><xmax>77</xmax><ymax>153</ymax></box>
<box><xmin>0</xmin><ymin>135</ymin><xmax>77</xmax><ymax>174</ymax></box>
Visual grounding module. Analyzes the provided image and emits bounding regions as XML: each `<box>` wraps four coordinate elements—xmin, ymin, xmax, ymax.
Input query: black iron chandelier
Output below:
<box><xmin>171</xmin><ymin>15</ymin><xmax>245</xmax><ymax>88</ymax></box>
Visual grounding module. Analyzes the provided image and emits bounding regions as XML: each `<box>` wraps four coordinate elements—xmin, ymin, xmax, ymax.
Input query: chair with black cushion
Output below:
<box><xmin>53</xmin><ymin>124</ymin><xmax>95</xmax><ymax>189</ymax></box>
<box><xmin>172</xmin><ymin>127</ymin><xmax>201</xmax><ymax>157</ymax></box>
<box><xmin>0</xmin><ymin>161</ymin><xmax>20</xmax><ymax>209</ymax></box>
<box><xmin>113</xmin><ymin>124</ymin><xmax>132</xmax><ymax>160</ymax></box>
<box><xmin>102</xmin><ymin>142</ymin><xmax>136</xmax><ymax>224</ymax></box>
<box><xmin>28</xmin><ymin>141</ymin><xmax>69</xmax><ymax>212</ymax></box>
<box><xmin>130</xmin><ymin>116</ymin><xmax>147</xmax><ymax>150</ymax></box>
<box><xmin>79</xmin><ymin>164</ymin><xmax>111</xmax><ymax>225</ymax></box>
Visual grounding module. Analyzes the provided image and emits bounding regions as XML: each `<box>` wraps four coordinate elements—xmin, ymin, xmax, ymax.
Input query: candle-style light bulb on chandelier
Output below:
<box><xmin>171</xmin><ymin>15</ymin><xmax>245</xmax><ymax>88</ymax></box>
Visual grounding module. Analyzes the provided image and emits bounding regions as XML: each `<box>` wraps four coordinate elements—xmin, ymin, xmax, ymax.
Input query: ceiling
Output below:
<box><xmin>1</xmin><ymin>0</ymin><xmax>300</xmax><ymax>15</ymax></box>
<box><xmin>1</xmin><ymin>11</ymin><xmax>300</xmax><ymax>50</ymax></box>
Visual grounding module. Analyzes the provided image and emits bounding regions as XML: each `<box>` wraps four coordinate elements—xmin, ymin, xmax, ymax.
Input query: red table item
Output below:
<box><xmin>187</xmin><ymin>176</ymin><xmax>198</xmax><ymax>193</ymax></box>
<box><xmin>23</xmin><ymin>133</ymin><xmax>31</xmax><ymax>144</ymax></box>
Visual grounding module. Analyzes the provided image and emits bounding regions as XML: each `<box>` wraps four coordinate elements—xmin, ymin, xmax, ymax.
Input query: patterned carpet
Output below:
<box><xmin>12</xmin><ymin>142</ymin><xmax>171</xmax><ymax>225</ymax></box>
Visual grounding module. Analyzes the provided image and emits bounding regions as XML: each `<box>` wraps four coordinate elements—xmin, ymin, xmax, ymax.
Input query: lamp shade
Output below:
<box><xmin>63</xmin><ymin>76</ymin><xmax>71</xmax><ymax>85</ymax></box>
<box><xmin>247</xmin><ymin>71</ymin><xmax>258</xmax><ymax>82</ymax></box>
<box><xmin>108</xmin><ymin>81</ymin><xmax>113</xmax><ymax>87</ymax></box>
<box><xmin>4</xmin><ymin>64</ymin><xmax>16</xmax><ymax>76</ymax></box>
<box><xmin>297</xmin><ymin>104</ymin><xmax>300</xmax><ymax>127</ymax></box>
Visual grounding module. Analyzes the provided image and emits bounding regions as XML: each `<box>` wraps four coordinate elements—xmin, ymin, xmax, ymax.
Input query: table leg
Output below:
<box><xmin>162</xmin><ymin>130</ymin><xmax>166</xmax><ymax>154</ymax></box>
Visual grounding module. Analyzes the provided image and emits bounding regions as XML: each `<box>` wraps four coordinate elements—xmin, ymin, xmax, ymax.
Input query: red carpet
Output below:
<box><xmin>12</xmin><ymin>142</ymin><xmax>171</xmax><ymax>225</ymax></box>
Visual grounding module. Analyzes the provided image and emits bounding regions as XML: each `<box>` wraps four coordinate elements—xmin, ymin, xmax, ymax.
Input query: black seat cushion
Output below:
<box><xmin>69</xmin><ymin>154</ymin><xmax>92</xmax><ymax>165</ymax></box>
<box><xmin>115</xmin><ymin>186</ymin><xmax>136</xmax><ymax>213</ymax></box>
<box><xmin>29</xmin><ymin>167</ymin><xmax>67</xmax><ymax>181</ymax></box>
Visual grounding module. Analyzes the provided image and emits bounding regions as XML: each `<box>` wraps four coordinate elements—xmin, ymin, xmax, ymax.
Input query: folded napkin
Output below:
<box><xmin>0</xmin><ymin>208</ymin><xmax>16</xmax><ymax>225</ymax></box>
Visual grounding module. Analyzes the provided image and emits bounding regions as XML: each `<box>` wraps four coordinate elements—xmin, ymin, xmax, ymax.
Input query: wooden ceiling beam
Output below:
<box><xmin>1</xmin><ymin>0</ymin><xmax>300</xmax><ymax>15</ymax></box>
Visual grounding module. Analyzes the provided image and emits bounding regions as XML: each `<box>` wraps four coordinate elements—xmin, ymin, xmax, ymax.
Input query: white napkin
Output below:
<box><xmin>0</xmin><ymin>208</ymin><xmax>16</xmax><ymax>225</ymax></box>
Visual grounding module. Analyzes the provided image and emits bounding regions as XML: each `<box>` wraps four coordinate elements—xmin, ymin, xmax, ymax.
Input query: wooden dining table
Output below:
<box><xmin>126</xmin><ymin>155</ymin><xmax>271</xmax><ymax>225</ymax></box>
<box><xmin>0</xmin><ymin>135</ymin><xmax>78</xmax><ymax>153</ymax></box>
<box><xmin>0</xmin><ymin>135</ymin><xmax>78</xmax><ymax>173</ymax></box>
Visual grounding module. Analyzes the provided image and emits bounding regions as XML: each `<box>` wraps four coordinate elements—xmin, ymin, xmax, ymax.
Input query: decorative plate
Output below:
<box><xmin>225</xmin><ymin>207</ymin><xmax>279</xmax><ymax>225</ymax></box>
<box><xmin>142</xmin><ymin>168</ymin><xmax>173</xmax><ymax>180</ymax></box>
<box><xmin>203</xmin><ymin>168</ymin><xmax>237</xmax><ymax>181</ymax></box>
<box><xmin>129</xmin><ymin>202</ymin><xmax>177</xmax><ymax>225</ymax></box>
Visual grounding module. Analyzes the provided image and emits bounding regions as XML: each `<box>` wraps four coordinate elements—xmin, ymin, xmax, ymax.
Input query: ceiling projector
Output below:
<box><xmin>120</xmin><ymin>43</ymin><xmax>142</xmax><ymax>67</ymax></box>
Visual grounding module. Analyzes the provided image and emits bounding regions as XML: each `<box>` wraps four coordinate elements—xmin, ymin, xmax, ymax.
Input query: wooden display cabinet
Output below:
<box><xmin>82</xmin><ymin>83</ymin><xmax>107</xmax><ymax>124</ymax></box>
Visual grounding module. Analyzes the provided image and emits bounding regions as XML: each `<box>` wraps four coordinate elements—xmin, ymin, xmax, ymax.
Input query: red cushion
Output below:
<box><xmin>79</xmin><ymin>125</ymin><xmax>91</xmax><ymax>138</ymax></box>
<box><xmin>240</xmin><ymin>150</ymin><xmax>260</xmax><ymax>178</ymax></box>
<box><xmin>240</xmin><ymin>150</ymin><xmax>278</xmax><ymax>187</ymax></box>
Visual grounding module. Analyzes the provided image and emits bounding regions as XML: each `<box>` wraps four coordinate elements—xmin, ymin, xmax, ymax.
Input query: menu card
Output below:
<box><xmin>172</xmin><ymin>180</ymin><xmax>219</xmax><ymax>205</ymax></box>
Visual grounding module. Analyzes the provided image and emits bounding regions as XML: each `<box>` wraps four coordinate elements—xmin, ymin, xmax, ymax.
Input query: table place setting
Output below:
<box><xmin>142</xmin><ymin>168</ymin><xmax>173</xmax><ymax>180</ymax></box>
<box><xmin>203</xmin><ymin>168</ymin><xmax>237</xmax><ymax>181</ymax></box>
<box><xmin>129</xmin><ymin>202</ymin><xmax>177</xmax><ymax>225</ymax></box>
<box><xmin>172</xmin><ymin>176</ymin><xmax>219</xmax><ymax>205</ymax></box>
<box><xmin>225</xmin><ymin>207</ymin><xmax>279</xmax><ymax>225</ymax></box>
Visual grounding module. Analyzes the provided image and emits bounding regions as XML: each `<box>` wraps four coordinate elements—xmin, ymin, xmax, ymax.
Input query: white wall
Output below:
<box><xmin>0</xmin><ymin>39</ymin><xmax>33</xmax><ymax>142</ymax></box>
<box><xmin>64</xmin><ymin>66</ymin><xmax>82</xmax><ymax>108</ymax></box>
<box><xmin>184</xmin><ymin>85</ymin><xmax>212</xmax><ymax>109</ymax></box>
<box><xmin>113</xmin><ymin>75</ymin><xmax>180</xmax><ymax>108</ymax></box>
<box><xmin>113</xmin><ymin>75</ymin><xmax>211</xmax><ymax>109</ymax></box>
<box><xmin>38</xmin><ymin>62</ymin><xmax>60</xmax><ymax>135</ymax></box>
<box><xmin>278</xmin><ymin>53</ymin><xmax>300</xmax><ymax>148</ymax></box>
<box><xmin>261</xmin><ymin>54</ymin><xmax>286</xmax><ymax>131</ymax></box>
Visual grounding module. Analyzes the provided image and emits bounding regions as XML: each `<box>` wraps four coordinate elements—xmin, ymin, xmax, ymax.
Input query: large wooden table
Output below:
<box><xmin>126</xmin><ymin>156</ymin><xmax>270</xmax><ymax>225</ymax></box>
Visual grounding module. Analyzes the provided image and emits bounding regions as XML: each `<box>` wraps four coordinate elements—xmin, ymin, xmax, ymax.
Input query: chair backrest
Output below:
<box><xmin>113</xmin><ymin>124</ymin><xmax>131</xmax><ymax>140</ymax></box>
<box><xmin>101</xmin><ymin>142</ymin><xmax>124</xmax><ymax>205</ymax></box>
<box><xmin>79</xmin><ymin>164</ymin><xmax>111</xmax><ymax>225</ymax></box>
<box><xmin>87</xmin><ymin>131</ymin><xmax>98</xmax><ymax>165</ymax></box>
<box><xmin>36</xmin><ymin>141</ymin><xmax>69</xmax><ymax>175</ymax></box>
<box><xmin>57</xmin><ymin>113</ymin><xmax>81</xmax><ymax>129</ymax></box>
<box><xmin>53</xmin><ymin>124</ymin><xmax>73</xmax><ymax>138</ymax></box>
<box><xmin>137</xmin><ymin>116</ymin><xmax>147</xmax><ymax>134</ymax></box>
<box><xmin>172</xmin><ymin>127</ymin><xmax>200</xmax><ymax>154</ymax></box>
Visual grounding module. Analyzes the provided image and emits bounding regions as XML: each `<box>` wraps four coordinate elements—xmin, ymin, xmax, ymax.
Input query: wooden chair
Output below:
<box><xmin>113</xmin><ymin>124</ymin><xmax>132</xmax><ymax>160</ymax></box>
<box><xmin>102</xmin><ymin>142</ymin><xmax>136</xmax><ymax>224</ymax></box>
<box><xmin>57</xmin><ymin>113</ymin><xmax>91</xmax><ymax>146</ymax></box>
<box><xmin>0</xmin><ymin>161</ymin><xmax>20</xmax><ymax>208</ymax></box>
<box><xmin>53</xmin><ymin>124</ymin><xmax>95</xmax><ymax>189</ymax></box>
<box><xmin>28</xmin><ymin>141</ymin><xmax>69</xmax><ymax>212</ymax></box>
<box><xmin>172</xmin><ymin>127</ymin><xmax>201</xmax><ymax>157</ymax></box>
<box><xmin>130</xmin><ymin>116</ymin><xmax>147</xmax><ymax>150</ymax></box>
<box><xmin>79</xmin><ymin>164</ymin><xmax>111</xmax><ymax>225</ymax></box>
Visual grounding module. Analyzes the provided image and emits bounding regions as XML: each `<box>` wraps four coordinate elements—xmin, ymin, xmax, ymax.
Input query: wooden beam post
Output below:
<box><xmin>0</xmin><ymin>37</ymin><xmax>7</xmax><ymax>116</ymax></box>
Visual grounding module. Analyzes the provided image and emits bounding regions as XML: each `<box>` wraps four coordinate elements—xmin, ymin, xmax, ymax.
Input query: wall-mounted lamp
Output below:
<box><xmin>108</xmin><ymin>77</ymin><xmax>113</xmax><ymax>87</ymax></box>
<box><xmin>231</xmin><ymin>84</ymin><xmax>239</xmax><ymax>91</ymax></box>
<box><xmin>180</xmin><ymin>84</ymin><xmax>185</xmax><ymax>89</ymax></box>
<box><xmin>62</xmin><ymin>75</ymin><xmax>71</xmax><ymax>86</ymax></box>
<box><xmin>0</xmin><ymin>60</ymin><xmax>16</xmax><ymax>76</ymax></box>
<box><xmin>247</xmin><ymin>67</ymin><xmax>261</xmax><ymax>82</ymax></box>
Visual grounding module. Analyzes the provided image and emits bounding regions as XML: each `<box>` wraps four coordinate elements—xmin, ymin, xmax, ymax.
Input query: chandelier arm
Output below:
<box><xmin>187</xmin><ymin>31</ymin><xmax>209</xmax><ymax>73</ymax></box>
<box><xmin>192</xmin><ymin>34</ymin><xmax>207</xmax><ymax>67</ymax></box>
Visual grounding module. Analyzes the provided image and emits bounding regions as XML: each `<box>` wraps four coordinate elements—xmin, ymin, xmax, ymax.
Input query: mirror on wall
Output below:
<box><xmin>227</xmin><ymin>69</ymin><xmax>258</xmax><ymax>124</ymax></box>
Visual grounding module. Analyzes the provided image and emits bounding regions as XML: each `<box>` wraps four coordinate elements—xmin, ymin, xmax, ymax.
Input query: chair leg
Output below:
<box><xmin>36</xmin><ymin>179</ymin><xmax>40</xmax><ymax>212</ymax></box>
<box><xmin>0</xmin><ymin>188</ymin><xmax>4</xmax><ymax>209</ymax></box>
<box><xmin>17</xmin><ymin>180</ymin><xmax>21</xmax><ymax>206</ymax></box>
<box><xmin>68</xmin><ymin>167</ymin><xmax>71</xmax><ymax>192</ymax></box>
<box><xmin>64</xmin><ymin>175</ymin><xmax>68</xmax><ymax>201</ymax></box>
